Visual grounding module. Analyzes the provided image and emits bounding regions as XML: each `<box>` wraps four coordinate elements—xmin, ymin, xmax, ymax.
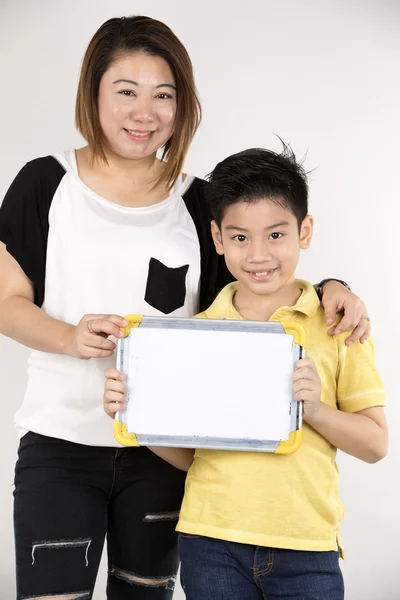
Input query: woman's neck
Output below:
<box><xmin>75</xmin><ymin>146</ymin><xmax>173</xmax><ymax>208</ymax></box>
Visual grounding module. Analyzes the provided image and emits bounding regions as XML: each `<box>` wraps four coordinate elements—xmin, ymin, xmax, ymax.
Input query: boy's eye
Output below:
<box><xmin>269</xmin><ymin>232</ymin><xmax>283</xmax><ymax>240</ymax></box>
<box><xmin>233</xmin><ymin>235</ymin><xmax>248</xmax><ymax>242</ymax></box>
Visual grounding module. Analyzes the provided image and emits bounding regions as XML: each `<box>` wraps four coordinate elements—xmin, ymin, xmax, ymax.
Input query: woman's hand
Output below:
<box><xmin>321</xmin><ymin>281</ymin><xmax>370</xmax><ymax>345</ymax></box>
<box><xmin>64</xmin><ymin>314</ymin><xmax>128</xmax><ymax>359</ymax></box>
<box><xmin>104</xmin><ymin>368</ymin><xmax>127</xmax><ymax>418</ymax></box>
<box><xmin>293</xmin><ymin>358</ymin><xmax>322</xmax><ymax>423</ymax></box>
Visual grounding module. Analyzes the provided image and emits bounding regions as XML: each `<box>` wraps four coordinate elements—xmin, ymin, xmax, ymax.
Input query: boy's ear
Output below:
<box><xmin>211</xmin><ymin>220</ymin><xmax>224</xmax><ymax>255</ymax></box>
<box><xmin>300</xmin><ymin>215</ymin><xmax>314</xmax><ymax>250</ymax></box>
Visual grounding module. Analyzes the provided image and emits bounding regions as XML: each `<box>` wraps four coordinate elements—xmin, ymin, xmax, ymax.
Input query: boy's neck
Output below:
<box><xmin>233</xmin><ymin>280</ymin><xmax>303</xmax><ymax>321</ymax></box>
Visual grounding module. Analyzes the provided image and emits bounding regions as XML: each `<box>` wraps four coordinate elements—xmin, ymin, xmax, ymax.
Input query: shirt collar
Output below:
<box><xmin>205</xmin><ymin>279</ymin><xmax>320</xmax><ymax>320</ymax></box>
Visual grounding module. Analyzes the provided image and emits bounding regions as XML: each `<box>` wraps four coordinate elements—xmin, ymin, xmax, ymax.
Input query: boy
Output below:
<box><xmin>104</xmin><ymin>146</ymin><xmax>387</xmax><ymax>599</ymax></box>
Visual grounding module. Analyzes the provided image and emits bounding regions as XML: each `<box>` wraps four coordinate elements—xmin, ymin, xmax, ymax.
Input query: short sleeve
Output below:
<box><xmin>0</xmin><ymin>157</ymin><xmax>66</xmax><ymax>306</ymax></box>
<box><xmin>182</xmin><ymin>177</ymin><xmax>235</xmax><ymax>312</ymax></box>
<box><xmin>336</xmin><ymin>335</ymin><xmax>385</xmax><ymax>412</ymax></box>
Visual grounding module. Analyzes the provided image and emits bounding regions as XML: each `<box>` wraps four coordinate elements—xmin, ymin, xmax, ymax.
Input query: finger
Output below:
<box><xmin>293</xmin><ymin>379</ymin><xmax>317</xmax><ymax>393</ymax></box>
<box><xmin>105</xmin><ymin>380</ymin><xmax>128</xmax><ymax>394</ymax></box>
<box><xmin>322</xmin><ymin>300</ymin><xmax>339</xmax><ymax>327</ymax></box>
<box><xmin>332</xmin><ymin>301</ymin><xmax>365</xmax><ymax>335</ymax></box>
<box><xmin>105</xmin><ymin>403</ymin><xmax>124</xmax><ymax>418</ymax></box>
<box><xmin>102</xmin><ymin>314</ymin><xmax>130</xmax><ymax>327</ymax></box>
<box><xmin>294</xmin><ymin>389</ymin><xmax>316</xmax><ymax>402</ymax></box>
<box><xmin>104</xmin><ymin>368</ymin><xmax>125</xmax><ymax>380</ymax></box>
<box><xmin>360</xmin><ymin>321</ymin><xmax>371</xmax><ymax>344</ymax></box>
<box><xmin>104</xmin><ymin>390</ymin><xmax>127</xmax><ymax>403</ymax></box>
<box><xmin>88</xmin><ymin>319</ymin><xmax>126</xmax><ymax>339</ymax></box>
<box><xmin>295</xmin><ymin>358</ymin><xmax>316</xmax><ymax>370</ymax></box>
<box><xmin>94</xmin><ymin>314</ymin><xmax>130</xmax><ymax>333</ymax></box>
<box><xmin>85</xmin><ymin>335</ymin><xmax>117</xmax><ymax>351</ymax></box>
<box><xmin>78</xmin><ymin>346</ymin><xmax>115</xmax><ymax>359</ymax></box>
<box><xmin>293</xmin><ymin>370</ymin><xmax>315</xmax><ymax>383</ymax></box>
<box><xmin>344</xmin><ymin>320</ymin><xmax>369</xmax><ymax>346</ymax></box>
<box><xmin>86</xmin><ymin>314</ymin><xmax>129</xmax><ymax>327</ymax></box>
<box><xmin>293</xmin><ymin>366</ymin><xmax>317</xmax><ymax>381</ymax></box>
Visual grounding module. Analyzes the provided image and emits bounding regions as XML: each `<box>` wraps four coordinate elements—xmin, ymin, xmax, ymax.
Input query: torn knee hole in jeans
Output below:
<box><xmin>109</xmin><ymin>565</ymin><xmax>176</xmax><ymax>591</ymax></box>
<box><xmin>31</xmin><ymin>538</ymin><xmax>91</xmax><ymax>566</ymax></box>
<box><xmin>21</xmin><ymin>592</ymin><xmax>91</xmax><ymax>600</ymax></box>
<box><xmin>142</xmin><ymin>510</ymin><xmax>180</xmax><ymax>523</ymax></box>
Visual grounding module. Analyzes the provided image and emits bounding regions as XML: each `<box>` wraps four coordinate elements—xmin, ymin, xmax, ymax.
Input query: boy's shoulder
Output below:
<box><xmin>195</xmin><ymin>282</ymin><xmax>239</xmax><ymax>320</ymax></box>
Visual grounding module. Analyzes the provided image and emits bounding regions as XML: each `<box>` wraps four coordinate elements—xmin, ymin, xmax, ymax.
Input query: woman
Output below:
<box><xmin>0</xmin><ymin>15</ymin><xmax>369</xmax><ymax>600</ymax></box>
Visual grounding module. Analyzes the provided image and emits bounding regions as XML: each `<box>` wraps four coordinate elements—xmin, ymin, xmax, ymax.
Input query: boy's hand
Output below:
<box><xmin>293</xmin><ymin>358</ymin><xmax>322</xmax><ymax>423</ymax></box>
<box><xmin>104</xmin><ymin>368</ymin><xmax>127</xmax><ymax>418</ymax></box>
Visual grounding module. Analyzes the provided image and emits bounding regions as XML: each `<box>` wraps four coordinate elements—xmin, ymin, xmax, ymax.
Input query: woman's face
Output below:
<box><xmin>98</xmin><ymin>52</ymin><xmax>177</xmax><ymax>161</ymax></box>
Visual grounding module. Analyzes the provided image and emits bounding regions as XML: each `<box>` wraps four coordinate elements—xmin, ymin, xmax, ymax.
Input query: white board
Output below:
<box><xmin>121</xmin><ymin>321</ymin><xmax>300</xmax><ymax>444</ymax></box>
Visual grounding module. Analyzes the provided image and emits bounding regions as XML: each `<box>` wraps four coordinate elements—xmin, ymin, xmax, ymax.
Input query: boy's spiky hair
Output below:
<box><xmin>206</xmin><ymin>143</ymin><xmax>308</xmax><ymax>230</ymax></box>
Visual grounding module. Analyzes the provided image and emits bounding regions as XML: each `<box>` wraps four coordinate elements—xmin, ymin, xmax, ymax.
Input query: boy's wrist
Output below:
<box><xmin>304</xmin><ymin>401</ymin><xmax>327</xmax><ymax>428</ymax></box>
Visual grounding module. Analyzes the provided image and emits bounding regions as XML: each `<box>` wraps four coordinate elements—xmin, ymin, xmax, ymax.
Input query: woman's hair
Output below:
<box><xmin>75</xmin><ymin>15</ymin><xmax>201</xmax><ymax>189</ymax></box>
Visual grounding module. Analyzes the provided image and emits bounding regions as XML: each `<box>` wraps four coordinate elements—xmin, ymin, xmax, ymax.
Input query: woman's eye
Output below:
<box><xmin>269</xmin><ymin>232</ymin><xmax>283</xmax><ymax>240</ymax></box>
<box><xmin>233</xmin><ymin>235</ymin><xmax>248</xmax><ymax>242</ymax></box>
<box><xmin>156</xmin><ymin>93</ymin><xmax>173</xmax><ymax>100</ymax></box>
<box><xmin>119</xmin><ymin>90</ymin><xmax>135</xmax><ymax>97</ymax></box>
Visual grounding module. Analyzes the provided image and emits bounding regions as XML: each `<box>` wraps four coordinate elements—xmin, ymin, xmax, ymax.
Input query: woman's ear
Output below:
<box><xmin>299</xmin><ymin>215</ymin><xmax>314</xmax><ymax>250</ymax></box>
<box><xmin>211</xmin><ymin>220</ymin><xmax>225</xmax><ymax>255</ymax></box>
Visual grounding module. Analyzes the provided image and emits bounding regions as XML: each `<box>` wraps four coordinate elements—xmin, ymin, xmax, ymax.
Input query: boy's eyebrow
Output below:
<box><xmin>224</xmin><ymin>225</ymin><xmax>249</xmax><ymax>232</ymax></box>
<box><xmin>224</xmin><ymin>221</ymin><xmax>290</xmax><ymax>232</ymax></box>
<box><xmin>112</xmin><ymin>78</ymin><xmax>176</xmax><ymax>90</ymax></box>
<box><xmin>265</xmin><ymin>221</ymin><xmax>290</xmax><ymax>230</ymax></box>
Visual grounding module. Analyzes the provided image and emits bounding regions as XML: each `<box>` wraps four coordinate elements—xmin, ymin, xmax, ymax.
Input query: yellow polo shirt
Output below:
<box><xmin>176</xmin><ymin>280</ymin><xmax>385</xmax><ymax>554</ymax></box>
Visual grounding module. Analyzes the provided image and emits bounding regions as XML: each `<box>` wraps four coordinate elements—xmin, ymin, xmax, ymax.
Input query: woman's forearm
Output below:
<box><xmin>0</xmin><ymin>295</ymin><xmax>74</xmax><ymax>354</ymax></box>
<box><xmin>306</xmin><ymin>403</ymin><xmax>387</xmax><ymax>463</ymax></box>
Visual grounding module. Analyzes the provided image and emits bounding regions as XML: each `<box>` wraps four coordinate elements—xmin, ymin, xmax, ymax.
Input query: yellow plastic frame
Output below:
<box><xmin>114</xmin><ymin>317</ymin><xmax>306</xmax><ymax>453</ymax></box>
<box><xmin>114</xmin><ymin>314</ymin><xmax>143</xmax><ymax>447</ymax></box>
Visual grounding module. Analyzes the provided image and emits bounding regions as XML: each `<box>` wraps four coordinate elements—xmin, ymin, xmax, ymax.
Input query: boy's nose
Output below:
<box><xmin>247</xmin><ymin>242</ymin><xmax>272</xmax><ymax>262</ymax></box>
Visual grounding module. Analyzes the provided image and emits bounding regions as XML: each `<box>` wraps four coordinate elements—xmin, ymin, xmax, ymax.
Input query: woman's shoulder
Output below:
<box><xmin>1</xmin><ymin>154</ymin><xmax>69</xmax><ymax>225</ymax></box>
<box><xmin>24</xmin><ymin>154</ymin><xmax>67</xmax><ymax>177</ymax></box>
<box><xmin>8</xmin><ymin>155</ymin><xmax>67</xmax><ymax>194</ymax></box>
<box><xmin>181</xmin><ymin>174</ymin><xmax>208</xmax><ymax>203</ymax></box>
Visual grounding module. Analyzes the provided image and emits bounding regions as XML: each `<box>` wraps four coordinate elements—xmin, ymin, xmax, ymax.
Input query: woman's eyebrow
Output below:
<box><xmin>113</xmin><ymin>78</ymin><xmax>176</xmax><ymax>90</ymax></box>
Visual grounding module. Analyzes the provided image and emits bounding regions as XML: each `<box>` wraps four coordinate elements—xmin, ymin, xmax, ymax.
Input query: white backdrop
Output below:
<box><xmin>0</xmin><ymin>1</ymin><xmax>399</xmax><ymax>599</ymax></box>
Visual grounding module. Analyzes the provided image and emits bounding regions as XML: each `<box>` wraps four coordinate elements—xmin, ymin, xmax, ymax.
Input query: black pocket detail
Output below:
<box><xmin>145</xmin><ymin>258</ymin><xmax>189</xmax><ymax>314</ymax></box>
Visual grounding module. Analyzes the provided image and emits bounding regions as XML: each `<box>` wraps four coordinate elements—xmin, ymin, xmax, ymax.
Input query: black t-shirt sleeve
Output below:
<box><xmin>0</xmin><ymin>156</ymin><xmax>66</xmax><ymax>306</ymax></box>
<box><xmin>182</xmin><ymin>177</ymin><xmax>235</xmax><ymax>312</ymax></box>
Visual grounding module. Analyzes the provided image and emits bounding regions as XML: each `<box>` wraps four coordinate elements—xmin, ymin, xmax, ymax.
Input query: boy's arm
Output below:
<box><xmin>306</xmin><ymin>404</ymin><xmax>387</xmax><ymax>464</ymax></box>
<box><xmin>294</xmin><ymin>336</ymin><xmax>387</xmax><ymax>463</ymax></box>
<box><xmin>148</xmin><ymin>447</ymin><xmax>195</xmax><ymax>472</ymax></box>
<box><xmin>104</xmin><ymin>368</ymin><xmax>195</xmax><ymax>471</ymax></box>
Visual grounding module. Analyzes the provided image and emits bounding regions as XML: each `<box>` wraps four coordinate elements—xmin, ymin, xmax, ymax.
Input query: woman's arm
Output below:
<box><xmin>317</xmin><ymin>279</ymin><xmax>370</xmax><ymax>345</ymax></box>
<box><xmin>0</xmin><ymin>243</ymin><xmax>127</xmax><ymax>358</ymax></box>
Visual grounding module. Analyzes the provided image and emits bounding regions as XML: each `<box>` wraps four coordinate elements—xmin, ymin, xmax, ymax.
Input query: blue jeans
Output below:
<box><xmin>179</xmin><ymin>534</ymin><xmax>344</xmax><ymax>600</ymax></box>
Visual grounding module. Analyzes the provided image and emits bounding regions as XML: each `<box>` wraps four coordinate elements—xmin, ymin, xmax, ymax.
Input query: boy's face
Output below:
<box><xmin>211</xmin><ymin>198</ymin><xmax>313</xmax><ymax>297</ymax></box>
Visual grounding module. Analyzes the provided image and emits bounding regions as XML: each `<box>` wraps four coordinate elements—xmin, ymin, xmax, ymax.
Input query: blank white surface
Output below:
<box><xmin>126</xmin><ymin>327</ymin><xmax>294</xmax><ymax>441</ymax></box>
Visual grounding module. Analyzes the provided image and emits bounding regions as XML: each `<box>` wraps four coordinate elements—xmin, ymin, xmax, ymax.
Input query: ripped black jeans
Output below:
<box><xmin>14</xmin><ymin>432</ymin><xmax>186</xmax><ymax>600</ymax></box>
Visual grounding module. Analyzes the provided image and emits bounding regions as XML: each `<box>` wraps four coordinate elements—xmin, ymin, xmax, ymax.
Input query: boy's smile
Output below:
<box><xmin>211</xmin><ymin>198</ymin><xmax>314</xmax><ymax>317</ymax></box>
